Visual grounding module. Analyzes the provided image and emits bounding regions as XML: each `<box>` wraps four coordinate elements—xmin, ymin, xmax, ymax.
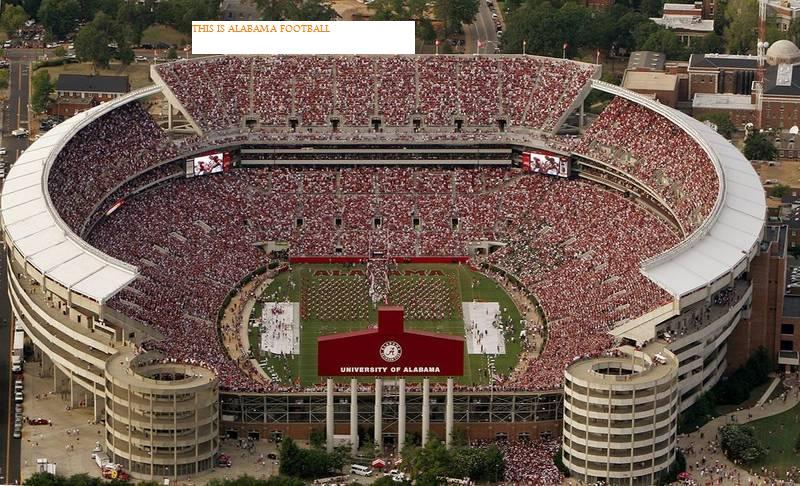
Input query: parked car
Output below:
<box><xmin>11</xmin><ymin>128</ymin><xmax>28</xmax><ymax>137</ymax></box>
<box><xmin>0</xmin><ymin>147</ymin><xmax>7</xmax><ymax>155</ymax></box>
<box><xmin>14</xmin><ymin>391</ymin><xmax>23</xmax><ymax>403</ymax></box>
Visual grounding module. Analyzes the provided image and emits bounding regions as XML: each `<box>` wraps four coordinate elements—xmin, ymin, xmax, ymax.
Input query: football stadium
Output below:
<box><xmin>1</xmin><ymin>55</ymin><xmax>765</xmax><ymax>484</ymax></box>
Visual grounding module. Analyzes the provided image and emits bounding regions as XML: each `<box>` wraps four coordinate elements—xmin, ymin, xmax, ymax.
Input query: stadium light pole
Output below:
<box><xmin>522</xmin><ymin>40</ymin><xmax>527</xmax><ymax>55</ymax></box>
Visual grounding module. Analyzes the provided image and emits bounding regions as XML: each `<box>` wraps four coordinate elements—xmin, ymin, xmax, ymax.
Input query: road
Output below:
<box><xmin>0</xmin><ymin>56</ymin><xmax>31</xmax><ymax>485</ymax></box>
<box><xmin>463</xmin><ymin>0</ymin><xmax>502</xmax><ymax>54</ymax></box>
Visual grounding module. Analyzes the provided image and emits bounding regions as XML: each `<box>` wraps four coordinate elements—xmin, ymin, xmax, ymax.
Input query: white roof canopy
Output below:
<box><xmin>0</xmin><ymin>87</ymin><xmax>159</xmax><ymax>302</ymax></box>
<box><xmin>592</xmin><ymin>80</ymin><xmax>765</xmax><ymax>298</ymax></box>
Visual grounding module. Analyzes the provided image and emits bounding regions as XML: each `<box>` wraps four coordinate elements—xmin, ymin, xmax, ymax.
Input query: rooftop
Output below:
<box><xmin>623</xmin><ymin>71</ymin><xmax>678</xmax><ymax>92</ymax></box>
<box><xmin>689</xmin><ymin>53</ymin><xmax>760</xmax><ymax>70</ymax></box>
<box><xmin>651</xmin><ymin>16</ymin><xmax>714</xmax><ymax>33</ymax></box>
<box><xmin>764</xmin><ymin>63</ymin><xmax>800</xmax><ymax>96</ymax></box>
<box><xmin>627</xmin><ymin>51</ymin><xmax>667</xmax><ymax>72</ymax></box>
<box><xmin>55</xmin><ymin>74</ymin><xmax>129</xmax><ymax>94</ymax></box>
<box><xmin>692</xmin><ymin>93</ymin><xmax>756</xmax><ymax>110</ymax></box>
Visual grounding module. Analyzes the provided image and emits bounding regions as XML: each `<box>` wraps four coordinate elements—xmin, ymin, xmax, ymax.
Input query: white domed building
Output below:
<box><xmin>766</xmin><ymin>39</ymin><xmax>800</xmax><ymax>65</ymax></box>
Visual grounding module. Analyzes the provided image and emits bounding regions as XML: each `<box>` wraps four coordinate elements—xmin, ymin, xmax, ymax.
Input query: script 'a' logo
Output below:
<box><xmin>379</xmin><ymin>341</ymin><xmax>402</xmax><ymax>362</ymax></box>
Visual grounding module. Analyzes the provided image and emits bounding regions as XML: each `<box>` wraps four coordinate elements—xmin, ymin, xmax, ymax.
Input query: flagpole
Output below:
<box><xmin>523</xmin><ymin>40</ymin><xmax>527</xmax><ymax>55</ymax></box>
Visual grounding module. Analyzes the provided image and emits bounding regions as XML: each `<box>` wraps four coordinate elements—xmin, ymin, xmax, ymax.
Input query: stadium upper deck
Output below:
<box><xmin>0</xmin><ymin>55</ymin><xmax>764</xmax><ymax>394</ymax></box>
<box><xmin>151</xmin><ymin>55</ymin><xmax>597</xmax><ymax>133</ymax></box>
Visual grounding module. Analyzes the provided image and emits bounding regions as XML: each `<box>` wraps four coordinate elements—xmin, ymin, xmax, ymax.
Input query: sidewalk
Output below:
<box><xmin>677</xmin><ymin>373</ymin><xmax>800</xmax><ymax>485</ymax></box>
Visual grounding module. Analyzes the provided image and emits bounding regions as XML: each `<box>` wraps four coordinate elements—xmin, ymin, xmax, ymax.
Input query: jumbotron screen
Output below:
<box><xmin>522</xmin><ymin>151</ymin><xmax>570</xmax><ymax>178</ymax></box>
<box><xmin>186</xmin><ymin>152</ymin><xmax>231</xmax><ymax>177</ymax></box>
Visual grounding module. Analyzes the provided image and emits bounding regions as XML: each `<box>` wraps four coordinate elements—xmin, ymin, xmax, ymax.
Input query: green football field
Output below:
<box><xmin>248</xmin><ymin>263</ymin><xmax>523</xmax><ymax>386</ymax></box>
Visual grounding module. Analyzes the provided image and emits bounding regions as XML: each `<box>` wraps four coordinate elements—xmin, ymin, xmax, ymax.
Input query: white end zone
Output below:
<box><xmin>258</xmin><ymin>302</ymin><xmax>300</xmax><ymax>355</ymax></box>
<box><xmin>463</xmin><ymin>302</ymin><xmax>506</xmax><ymax>355</ymax></box>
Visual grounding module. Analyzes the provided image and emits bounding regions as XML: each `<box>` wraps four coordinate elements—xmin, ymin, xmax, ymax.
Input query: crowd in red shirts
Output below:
<box><xmin>84</xmin><ymin>164</ymin><xmax>679</xmax><ymax>393</ymax></box>
<box><xmin>576</xmin><ymin>97</ymin><xmax>719</xmax><ymax>232</ymax></box>
<box><xmin>155</xmin><ymin>55</ymin><xmax>595</xmax><ymax>131</ymax></box>
<box><xmin>48</xmin><ymin>103</ymin><xmax>178</xmax><ymax>233</ymax></box>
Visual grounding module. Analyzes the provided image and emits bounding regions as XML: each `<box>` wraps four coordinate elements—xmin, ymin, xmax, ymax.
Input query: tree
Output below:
<box><xmin>417</xmin><ymin>18</ymin><xmax>437</xmax><ymax>43</ymax></box>
<box><xmin>744</xmin><ymin>131</ymin><xmax>778</xmax><ymax>161</ymax></box>
<box><xmin>790</xmin><ymin>18</ymin><xmax>800</xmax><ymax>46</ymax></box>
<box><xmin>166</xmin><ymin>46</ymin><xmax>178</xmax><ymax>59</ymax></box>
<box><xmin>632</xmin><ymin>20</ymin><xmax>660</xmax><ymax>50</ymax></box>
<box><xmin>410</xmin><ymin>436</ymin><xmax>450</xmax><ymax>485</ymax></box>
<box><xmin>277</xmin><ymin>437</ymin><xmax>342</xmax><ymax>480</ymax></box>
<box><xmin>152</xmin><ymin>0</ymin><xmax>218</xmax><ymax>34</ymax></box>
<box><xmin>294</xmin><ymin>0</ymin><xmax>338</xmax><ymax>20</ymax></box>
<box><xmin>640</xmin><ymin>0</ymin><xmax>663</xmax><ymax>17</ymax></box>
<box><xmin>724</xmin><ymin>0</ymin><xmax>758</xmax><ymax>54</ymax></box>
<box><xmin>75</xmin><ymin>11</ymin><xmax>133</xmax><ymax>68</ymax></box>
<box><xmin>38</xmin><ymin>0</ymin><xmax>81</xmax><ymax>40</ymax></box>
<box><xmin>30</xmin><ymin>69</ymin><xmax>53</xmax><ymax>113</ymax></box>
<box><xmin>719</xmin><ymin>424</ymin><xmax>767</xmax><ymax>464</ymax></box>
<box><xmin>770</xmin><ymin>184</ymin><xmax>790</xmax><ymax>198</ymax></box>
<box><xmin>116</xmin><ymin>44</ymin><xmax>134</xmax><ymax>65</ymax></box>
<box><xmin>641</xmin><ymin>27</ymin><xmax>685</xmax><ymax>59</ymax></box>
<box><xmin>309</xmin><ymin>428</ymin><xmax>326</xmax><ymax>449</ymax></box>
<box><xmin>697</xmin><ymin>32</ymin><xmax>725</xmax><ymax>54</ymax></box>
<box><xmin>0</xmin><ymin>70</ymin><xmax>9</xmax><ymax>91</ymax></box>
<box><xmin>502</xmin><ymin>1</ymin><xmax>596</xmax><ymax>57</ymax></box>
<box><xmin>253</xmin><ymin>0</ymin><xmax>297</xmax><ymax>20</ymax></box>
<box><xmin>0</xmin><ymin>4</ymin><xmax>29</xmax><ymax>38</ymax></box>
<box><xmin>698</xmin><ymin>112</ymin><xmax>736</xmax><ymax>138</ymax></box>
<box><xmin>434</xmin><ymin>0</ymin><xmax>479</xmax><ymax>37</ymax></box>
<box><xmin>53</xmin><ymin>46</ymin><xmax>67</xmax><ymax>58</ymax></box>
<box><xmin>182</xmin><ymin>476</ymin><xmax>307</xmax><ymax>486</ymax></box>
<box><xmin>20</xmin><ymin>0</ymin><xmax>43</xmax><ymax>20</ymax></box>
<box><xmin>75</xmin><ymin>18</ymin><xmax>113</xmax><ymax>68</ymax></box>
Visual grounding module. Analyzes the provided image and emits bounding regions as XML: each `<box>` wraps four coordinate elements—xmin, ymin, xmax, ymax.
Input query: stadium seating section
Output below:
<box><xmin>155</xmin><ymin>56</ymin><xmax>595</xmax><ymax>132</ymax></box>
<box><xmin>39</xmin><ymin>61</ymin><xmax>720</xmax><ymax>397</ymax></box>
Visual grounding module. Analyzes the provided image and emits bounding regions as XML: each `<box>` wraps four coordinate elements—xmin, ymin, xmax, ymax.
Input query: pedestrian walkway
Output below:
<box><xmin>756</xmin><ymin>377</ymin><xmax>782</xmax><ymax>408</ymax></box>
<box><xmin>677</xmin><ymin>372</ymin><xmax>800</xmax><ymax>485</ymax></box>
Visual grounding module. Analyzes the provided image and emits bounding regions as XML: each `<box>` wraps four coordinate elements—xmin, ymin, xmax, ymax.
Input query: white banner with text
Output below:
<box><xmin>191</xmin><ymin>21</ymin><xmax>415</xmax><ymax>55</ymax></box>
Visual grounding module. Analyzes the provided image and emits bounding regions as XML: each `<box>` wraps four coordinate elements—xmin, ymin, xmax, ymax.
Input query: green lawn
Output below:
<box><xmin>750</xmin><ymin>398</ymin><xmax>800</xmax><ymax>476</ymax></box>
<box><xmin>141</xmin><ymin>24</ymin><xmax>189</xmax><ymax>47</ymax></box>
<box><xmin>249</xmin><ymin>263</ymin><xmax>522</xmax><ymax>386</ymax></box>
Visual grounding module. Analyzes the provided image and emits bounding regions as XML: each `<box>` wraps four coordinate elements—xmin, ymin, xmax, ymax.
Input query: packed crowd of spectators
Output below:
<box><xmin>86</xmin><ymin>165</ymin><xmax>679</xmax><ymax>393</ymax></box>
<box><xmin>155</xmin><ymin>55</ymin><xmax>595</xmax><ymax>131</ymax></box>
<box><xmin>156</xmin><ymin>56</ymin><xmax>251</xmax><ymax>132</ymax></box>
<box><xmin>575</xmin><ymin>97</ymin><xmax>719</xmax><ymax>233</ymax></box>
<box><xmin>48</xmin><ymin>103</ymin><xmax>178</xmax><ymax>232</ymax></box>
<box><xmin>485</xmin><ymin>175</ymin><xmax>678</xmax><ymax>390</ymax></box>
<box><xmin>495</xmin><ymin>438</ymin><xmax>564</xmax><ymax>484</ymax></box>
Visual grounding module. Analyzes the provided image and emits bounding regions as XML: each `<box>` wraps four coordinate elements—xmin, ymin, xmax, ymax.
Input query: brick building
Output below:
<box><xmin>651</xmin><ymin>2</ymin><xmax>715</xmax><ymax>46</ymax></box>
<box><xmin>55</xmin><ymin>74</ymin><xmax>130</xmax><ymax>101</ymax></box>
<box><xmin>779</xmin><ymin>295</ymin><xmax>800</xmax><ymax>368</ymax></box>
<box><xmin>692</xmin><ymin>93</ymin><xmax>757</xmax><ymax>126</ymax></box>
<box><xmin>727</xmin><ymin>225</ymin><xmax>787</xmax><ymax>370</ymax></box>
<box><xmin>688</xmin><ymin>54</ymin><xmax>758</xmax><ymax>98</ymax></box>
<box><xmin>766</xmin><ymin>0</ymin><xmax>800</xmax><ymax>32</ymax></box>
<box><xmin>48</xmin><ymin>96</ymin><xmax>99</xmax><ymax>118</ymax></box>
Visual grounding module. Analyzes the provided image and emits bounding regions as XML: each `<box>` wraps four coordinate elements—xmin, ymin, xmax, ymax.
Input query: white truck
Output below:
<box><xmin>12</xmin><ymin>330</ymin><xmax>24</xmax><ymax>372</ymax></box>
<box><xmin>11</xmin><ymin>128</ymin><xmax>28</xmax><ymax>137</ymax></box>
